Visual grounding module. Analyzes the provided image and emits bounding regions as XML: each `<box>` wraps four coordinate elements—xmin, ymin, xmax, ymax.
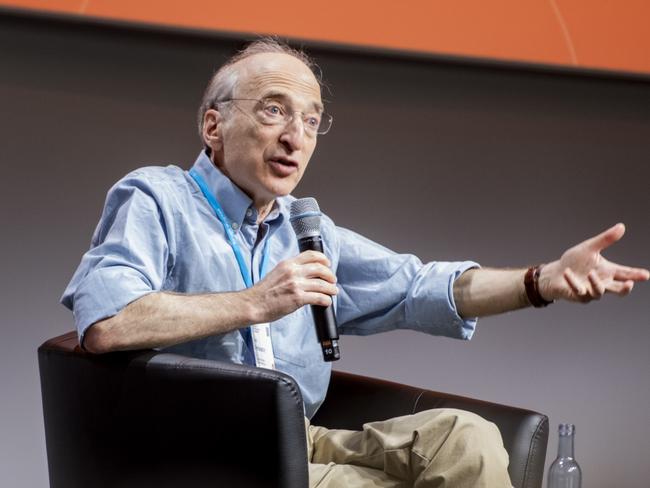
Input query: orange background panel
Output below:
<box><xmin>1</xmin><ymin>0</ymin><xmax>649</xmax><ymax>74</ymax></box>
<box><xmin>555</xmin><ymin>0</ymin><xmax>650</xmax><ymax>73</ymax></box>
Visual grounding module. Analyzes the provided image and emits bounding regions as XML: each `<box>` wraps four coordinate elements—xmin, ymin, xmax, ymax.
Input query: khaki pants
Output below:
<box><xmin>306</xmin><ymin>409</ymin><xmax>512</xmax><ymax>488</ymax></box>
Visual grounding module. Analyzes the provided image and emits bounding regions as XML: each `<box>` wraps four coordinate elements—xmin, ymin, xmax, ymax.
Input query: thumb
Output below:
<box><xmin>585</xmin><ymin>223</ymin><xmax>625</xmax><ymax>252</ymax></box>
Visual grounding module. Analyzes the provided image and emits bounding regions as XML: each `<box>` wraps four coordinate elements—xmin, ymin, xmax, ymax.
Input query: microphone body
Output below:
<box><xmin>297</xmin><ymin>234</ymin><xmax>340</xmax><ymax>361</ymax></box>
<box><xmin>290</xmin><ymin>198</ymin><xmax>340</xmax><ymax>362</ymax></box>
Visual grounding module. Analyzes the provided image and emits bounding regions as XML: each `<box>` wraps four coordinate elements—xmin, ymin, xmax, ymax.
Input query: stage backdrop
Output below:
<box><xmin>1</xmin><ymin>10</ymin><xmax>649</xmax><ymax>488</ymax></box>
<box><xmin>1</xmin><ymin>0</ymin><xmax>650</xmax><ymax>74</ymax></box>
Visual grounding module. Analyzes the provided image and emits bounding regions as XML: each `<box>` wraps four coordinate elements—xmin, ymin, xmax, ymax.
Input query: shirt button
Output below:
<box><xmin>231</xmin><ymin>222</ymin><xmax>239</xmax><ymax>231</ymax></box>
<box><xmin>246</xmin><ymin>209</ymin><xmax>253</xmax><ymax>217</ymax></box>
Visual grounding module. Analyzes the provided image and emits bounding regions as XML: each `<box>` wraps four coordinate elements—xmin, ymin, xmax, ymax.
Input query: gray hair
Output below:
<box><xmin>197</xmin><ymin>37</ymin><xmax>322</xmax><ymax>141</ymax></box>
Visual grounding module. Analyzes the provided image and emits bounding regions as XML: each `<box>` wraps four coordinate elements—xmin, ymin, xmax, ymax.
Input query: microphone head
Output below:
<box><xmin>290</xmin><ymin>197</ymin><xmax>322</xmax><ymax>239</ymax></box>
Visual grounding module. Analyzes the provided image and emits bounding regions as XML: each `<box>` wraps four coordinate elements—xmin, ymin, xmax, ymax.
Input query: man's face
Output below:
<box><xmin>206</xmin><ymin>53</ymin><xmax>322</xmax><ymax>206</ymax></box>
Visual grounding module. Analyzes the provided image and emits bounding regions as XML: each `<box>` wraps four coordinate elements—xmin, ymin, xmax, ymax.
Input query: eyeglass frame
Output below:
<box><xmin>212</xmin><ymin>97</ymin><xmax>333</xmax><ymax>136</ymax></box>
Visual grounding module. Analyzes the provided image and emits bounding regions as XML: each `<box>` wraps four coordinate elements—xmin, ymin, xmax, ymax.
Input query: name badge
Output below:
<box><xmin>251</xmin><ymin>323</ymin><xmax>275</xmax><ymax>370</ymax></box>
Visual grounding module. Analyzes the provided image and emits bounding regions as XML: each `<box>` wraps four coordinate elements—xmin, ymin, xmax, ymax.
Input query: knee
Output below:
<box><xmin>443</xmin><ymin>409</ymin><xmax>508</xmax><ymax>465</ymax></box>
<box><xmin>414</xmin><ymin>409</ymin><xmax>510</xmax><ymax>486</ymax></box>
<box><xmin>448</xmin><ymin>410</ymin><xmax>502</xmax><ymax>443</ymax></box>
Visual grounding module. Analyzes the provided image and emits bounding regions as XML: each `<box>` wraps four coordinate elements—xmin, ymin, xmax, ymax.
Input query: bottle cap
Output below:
<box><xmin>558</xmin><ymin>423</ymin><xmax>575</xmax><ymax>436</ymax></box>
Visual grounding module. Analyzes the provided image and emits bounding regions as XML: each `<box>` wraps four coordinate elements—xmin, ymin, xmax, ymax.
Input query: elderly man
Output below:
<box><xmin>62</xmin><ymin>39</ymin><xmax>649</xmax><ymax>487</ymax></box>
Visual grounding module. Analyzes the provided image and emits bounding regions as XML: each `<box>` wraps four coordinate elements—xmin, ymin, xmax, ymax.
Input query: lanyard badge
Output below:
<box><xmin>189</xmin><ymin>168</ymin><xmax>275</xmax><ymax>369</ymax></box>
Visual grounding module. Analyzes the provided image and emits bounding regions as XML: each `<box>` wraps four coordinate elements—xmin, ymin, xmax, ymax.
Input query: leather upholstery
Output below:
<box><xmin>39</xmin><ymin>332</ymin><xmax>548</xmax><ymax>487</ymax></box>
<box><xmin>313</xmin><ymin>372</ymin><xmax>549</xmax><ymax>488</ymax></box>
<box><xmin>38</xmin><ymin>332</ymin><xmax>307</xmax><ymax>488</ymax></box>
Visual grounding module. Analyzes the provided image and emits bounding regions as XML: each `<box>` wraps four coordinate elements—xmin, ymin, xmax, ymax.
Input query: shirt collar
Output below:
<box><xmin>190</xmin><ymin>151</ymin><xmax>287</xmax><ymax>229</ymax></box>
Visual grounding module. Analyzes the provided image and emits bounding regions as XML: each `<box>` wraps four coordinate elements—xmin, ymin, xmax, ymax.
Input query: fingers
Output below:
<box><xmin>289</xmin><ymin>252</ymin><xmax>337</xmax><ymax>291</ymax></box>
<box><xmin>303</xmin><ymin>263</ymin><xmax>337</xmax><ymax>283</ymax></box>
<box><xmin>273</xmin><ymin>252</ymin><xmax>336</xmax><ymax>287</ymax></box>
<box><xmin>564</xmin><ymin>268</ymin><xmax>606</xmax><ymax>302</ymax></box>
<box><xmin>300</xmin><ymin>276</ymin><xmax>338</xmax><ymax>295</ymax></box>
<box><xmin>257</xmin><ymin>251</ymin><xmax>338</xmax><ymax>320</ymax></box>
<box><xmin>613</xmin><ymin>265</ymin><xmax>650</xmax><ymax>282</ymax></box>
<box><xmin>564</xmin><ymin>268</ymin><xmax>585</xmax><ymax>295</ymax></box>
<box><xmin>286</xmin><ymin>274</ymin><xmax>337</xmax><ymax>309</ymax></box>
<box><xmin>287</xmin><ymin>257</ymin><xmax>337</xmax><ymax>289</ymax></box>
<box><xmin>294</xmin><ymin>250</ymin><xmax>331</xmax><ymax>266</ymax></box>
<box><xmin>606</xmin><ymin>280</ymin><xmax>634</xmax><ymax>296</ymax></box>
<box><xmin>585</xmin><ymin>223</ymin><xmax>625</xmax><ymax>252</ymax></box>
<box><xmin>564</xmin><ymin>267</ymin><xmax>639</xmax><ymax>302</ymax></box>
<box><xmin>303</xmin><ymin>291</ymin><xmax>334</xmax><ymax>307</ymax></box>
<box><xmin>587</xmin><ymin>271</ymin><xmax>605</xmax><ymax>299</ymax></box>
<box><xmin>564</xmin><ymin>268</ymin><xmax>592</xmax><ymax>302</ymax></box>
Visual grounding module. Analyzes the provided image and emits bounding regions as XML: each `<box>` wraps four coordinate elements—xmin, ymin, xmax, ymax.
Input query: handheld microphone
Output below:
<box><xmin>290</xmin><ymin>198</ymin><xmax>340</xmax><ymax>362</ymax></box>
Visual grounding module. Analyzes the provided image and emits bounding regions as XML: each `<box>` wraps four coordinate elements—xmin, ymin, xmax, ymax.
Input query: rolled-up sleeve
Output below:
<box><xmin>333</xmin><ymin>226</ymin><xmax>479</xmax><ymax>340</ymax></box>
<box><xmin>61</xmin><ymin>172</ymin><xmax>170</xmax><ymax>344</ymax></box>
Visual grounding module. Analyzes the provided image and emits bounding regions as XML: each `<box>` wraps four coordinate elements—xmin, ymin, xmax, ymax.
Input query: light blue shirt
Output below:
<box><xmin>62</xmin><ymin>151</ymin><xmax>479</xmax><ymax>418</ymax></box>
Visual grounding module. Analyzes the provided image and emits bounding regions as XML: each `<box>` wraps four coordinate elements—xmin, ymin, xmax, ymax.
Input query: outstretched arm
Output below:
<box><xmin>453</xmin><ymin>223</ymin><xmax>649</xmax><ymax>318</ymax></box>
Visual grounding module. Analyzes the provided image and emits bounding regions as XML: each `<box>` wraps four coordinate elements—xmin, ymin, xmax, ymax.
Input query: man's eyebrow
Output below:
<box><xmin>260</xmin><ymin>90</ymin><xmax>288</xmax><ymax>101</ymax></box>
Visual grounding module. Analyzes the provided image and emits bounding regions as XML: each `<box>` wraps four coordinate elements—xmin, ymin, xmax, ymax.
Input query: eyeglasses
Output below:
<box><xmin>216</xmin><ymin>98</ymin><xmax>333</xmax><ymax>136</ymax></box>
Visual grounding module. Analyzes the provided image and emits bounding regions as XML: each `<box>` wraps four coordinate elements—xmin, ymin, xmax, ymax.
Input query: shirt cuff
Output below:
<box><xmin>70</xmin><ymin>266</ymin><xmax>155</xmax><ymax>345</ymax></box>
<box><xmin>406</xmin><ymin>260</ymin><xmax>480</xmax><ymax>340</ymax></box>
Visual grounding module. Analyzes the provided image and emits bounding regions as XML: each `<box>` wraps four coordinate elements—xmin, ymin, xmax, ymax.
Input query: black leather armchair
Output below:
<box><xmin>39</xmin><ymin>332</ymin><xmax>548</xmax><ymax>488</ymax></box>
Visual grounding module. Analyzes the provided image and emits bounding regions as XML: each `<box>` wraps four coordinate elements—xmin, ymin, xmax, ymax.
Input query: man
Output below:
<box><xmin>62</xmin><ymin>38</ymin><xmax>649</xmax><ymax>487</ymax></box>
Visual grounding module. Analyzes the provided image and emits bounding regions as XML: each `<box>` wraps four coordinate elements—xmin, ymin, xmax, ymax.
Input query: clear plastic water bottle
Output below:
<box><xmin>548</xmin><ymin>423</ymin><xmax>582</xmax><ymax>488</ymax></box>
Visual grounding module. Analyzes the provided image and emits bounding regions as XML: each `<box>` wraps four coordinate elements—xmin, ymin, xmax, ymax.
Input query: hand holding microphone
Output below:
<box><xmin>249</xmin><ymin>251</ymin><xmax>337</xmax><ymax>321</ymax></box>
<box><xmin>247</xmin><ymin>197</ymin><xmax>340</xmax><ymax>360</ymax></box>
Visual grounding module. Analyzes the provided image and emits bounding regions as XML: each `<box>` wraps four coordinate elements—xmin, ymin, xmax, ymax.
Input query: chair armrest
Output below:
<box><xmin>38</xmin><ymin>332</ymin><xmax>308</xmax><ymax>488</ymax></box>
<box><xmin>313</xmin><ymin>370</ymin><xmax>548</xmax><ymax>488</ymax></box>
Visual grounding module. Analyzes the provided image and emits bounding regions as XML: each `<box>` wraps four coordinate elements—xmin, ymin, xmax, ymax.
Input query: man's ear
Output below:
<box><xmin>202</xmin><ymin>109</ymin><xmax>223</xmax><ymax>153</ymax></box>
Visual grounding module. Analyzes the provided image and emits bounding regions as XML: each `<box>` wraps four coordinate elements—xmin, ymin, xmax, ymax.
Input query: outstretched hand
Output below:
<box><xmin>538</xmin><ymin>223</ymin><xmax>649</xmax><ymax>303</ymax></box>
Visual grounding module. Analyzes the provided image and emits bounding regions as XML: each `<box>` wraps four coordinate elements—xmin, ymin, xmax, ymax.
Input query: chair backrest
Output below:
<box><xmin>38</xmin><ymin>332</ymin><xmax>309</xmax><ymax>488</ymax></box>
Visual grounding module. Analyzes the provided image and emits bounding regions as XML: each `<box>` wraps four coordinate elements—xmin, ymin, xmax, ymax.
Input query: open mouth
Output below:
<box><xmin>268</xmin><ymin>157</ymin><xmax>299</xmax><ymax>176</ymax></box>
<box><xmin>269</xmin><ymin>157</ymin><xmax>298</xmax><ymax>168</ymax></box>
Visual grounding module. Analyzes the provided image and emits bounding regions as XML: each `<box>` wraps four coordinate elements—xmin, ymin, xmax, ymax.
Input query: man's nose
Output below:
<box><xmin>279</xmin><ymin>115</ymin><xmax>305</xmax><ymax>151</ymax></box>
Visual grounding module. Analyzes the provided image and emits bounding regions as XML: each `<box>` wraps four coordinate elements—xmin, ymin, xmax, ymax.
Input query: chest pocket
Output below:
<box><xmin>270</xmin><ymin>306</ymin><xmax>323</xmax><ymax>368</ymax></box>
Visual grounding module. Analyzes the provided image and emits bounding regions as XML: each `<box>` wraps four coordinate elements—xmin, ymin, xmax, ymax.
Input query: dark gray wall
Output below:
<box><xmin>1</xmin><ymin>11</ymin><xmax>649</xmax><ymax>488</ymax></box>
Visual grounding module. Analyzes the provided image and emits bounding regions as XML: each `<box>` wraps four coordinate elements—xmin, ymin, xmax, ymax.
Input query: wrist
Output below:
<box><xmin>537</xmin><ymin>260</ymin><xmax>559</xmax><ymax>302</ymax></box>
<box><xmin>525</xmin><ymin>263</ymin><xmax>555</xmax><ymax>307</ymax></box>
<box><xmin>239</xmin><ymin>287</ymin><xmax>266</xmax><ymax>324</ymax></box>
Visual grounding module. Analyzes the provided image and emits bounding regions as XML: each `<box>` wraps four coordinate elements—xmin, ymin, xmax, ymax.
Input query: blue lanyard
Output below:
<box><xmin>189</xmin><ymin>168</ymin><xmax>270</xmax><ymax>287</ymax></box>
